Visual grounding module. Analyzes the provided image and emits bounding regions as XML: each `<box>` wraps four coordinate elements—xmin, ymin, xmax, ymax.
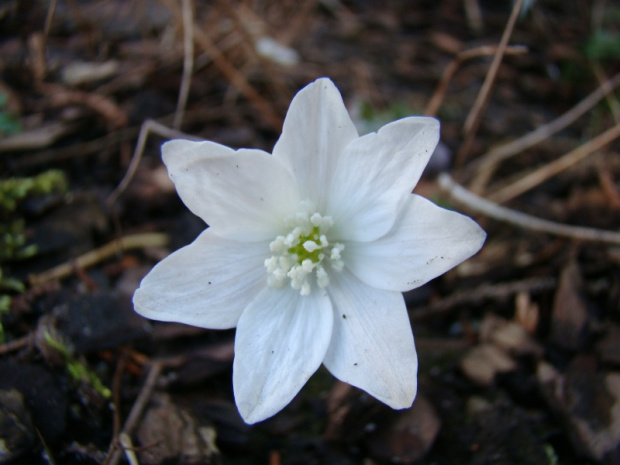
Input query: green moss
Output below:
<box><xmin>0</xmin><ymin>170</ymin><xmax>68</xmax><ymax>342</ymax></box>
<box><xmin>44</xmin><ymin>332</ymin><xmax>112</xmax><ymax>399</ymax></box>
<box><xmin>0</xmin><ymin>169</ymin><xmax>67</xmax><ymax>213</ymax></box>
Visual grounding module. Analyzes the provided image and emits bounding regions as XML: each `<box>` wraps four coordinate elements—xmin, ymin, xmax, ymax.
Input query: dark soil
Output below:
<box><xmin>1</xmin><ymin>1</ymin><xmax>619</xmax><ymax>464</ymax></box>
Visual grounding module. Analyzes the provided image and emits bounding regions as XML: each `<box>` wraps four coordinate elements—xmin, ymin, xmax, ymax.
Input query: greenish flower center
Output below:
<box><xmin>264</xmin><ymin>201</ymin><xmax>345</xmax><ymax>296</ymax></box>
<box><xmin>287</xmin><ymin>226</ymin><xmax>322</xmax><ymax>264</ymax></box>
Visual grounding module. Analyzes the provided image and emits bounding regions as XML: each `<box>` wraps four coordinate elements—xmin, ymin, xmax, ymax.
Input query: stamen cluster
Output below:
<box><xmin>264</xmin><ymin>201</ymin><xmax>344</xmax><ymax>296</ymax></box>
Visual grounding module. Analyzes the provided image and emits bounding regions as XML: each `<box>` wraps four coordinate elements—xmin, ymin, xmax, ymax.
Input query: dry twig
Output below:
<box><xmin>424</xmin><ymin>44</ymin><xmax>528</xmax><ymax>118</ymax></box>
<box><xmin>104</xmin><ymin>361</ymin><xmax>163</xmax><ymax>465</ymax></box>
<box><xmin>439</xmin><ymin>173</ymin><xmax>620</xmax><ymax>245</ymax></box>
<box><xmin>593</xmin><ymin>65</ymin><xmax>620</xmax><ymax>124</ymax></box>
<box><xmin>173</xmin><ymin>0</ymin><xmax>194</xmax><ymax>130</ymax></box>
<box><xmin>43</xmin><ymin>0</ymin><xmax>58</xmax><ymax>44</ymax></box>
<box><xmin>107</xmin><ymin>119</ymin><xmax>201</xmax><ymax>206</ymax></box>
<box><xmin>119</xmin><ymin>434</ymin><xmax>140</xmax><ymax>465</ymax></box>
<box><xmin>193</xmin><ymin>28</ymin><xmax>283</xmax><ymax>130</ymax></box>
<box><xmin>160</xmin><ymin>0</ymin><xmax>283</xmax><ymax>130</ymax></box>
<box><xmin>466</xmin><ymin>72</ymin><xmax>620</xmax><ymax>191</ymax></box>
<box><xmin>38</xmin><ymin>83</ymin><xmax>128</xmax><ymax>128</ymax></box>
<box><xmin>214</xmin><ymin>0</ymin><xmax>291</xmax><ymax>102</ymax></box>
<box><xmin>0</xmin><ymin>333</ymin><xmax>34</xmax><ymax>355</ymax></box>
<box><xmin>29</xmin><ymin>232</ymin><xmax>169</xmax><ymax>286</ymax></box>
<box><xmin>487</xmin><ymin>121</ymin><xmax>620</xmax><ymax>203</ymax></box>
<box><xmin>456</xmin><ymin>0</ymin><xmax>524</xmax><ymax>166</ymax></box>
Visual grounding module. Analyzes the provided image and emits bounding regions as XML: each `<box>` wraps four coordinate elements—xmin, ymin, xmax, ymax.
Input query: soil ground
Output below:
<box><xmin>1</xmin><ymin>1</ymin><xmax>620</xmax><ymax>464</ymax></box>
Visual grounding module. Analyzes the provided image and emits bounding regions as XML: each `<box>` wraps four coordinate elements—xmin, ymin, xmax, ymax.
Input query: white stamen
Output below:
<box><xmin>301</xmin><ymin>259</ymin><xmax>314</xmax><ymax>272</ymax></box>
<box><xmin>331</xmin><ymin>243</ymin><xmax>344</xmax><ymax>260</ymax></box>
<box><xmin>264</xmin><ymin>256</ymin><xmax>278</xmax><ymax>272</ymax></box>
<box><xmin>300</xmin><ymin>282</ymin><xmax>311</xmax><ymax>296</ymax></box>
<box><xmin>265</xmin><ymin>202</ymin><xmax>346</xmax><ymax>296</ymax></box>
<box><xmin>316</xmin><ymin>266</ymin><xmax>329</xmax><ymax>288</ymax></box>
<box><xmin>303</xmin><ymin>240</ymin><xmax>320</xmax><ymax>252</ymax></box>
<box><xmin>279</xmin><ymin>256</ymin><xmax>293</xmax><ymax>272</ymax></box>
<box><xmin>310</xmin><ymin>212</ymin><xmax>323</xmax><ymax>226</ymax></box>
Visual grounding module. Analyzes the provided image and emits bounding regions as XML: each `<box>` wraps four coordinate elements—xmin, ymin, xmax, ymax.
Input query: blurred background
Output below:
<box><xmin>0</xmin><ymin>1</ymin><xmax>619</xmax><ymax>464</ymax></box>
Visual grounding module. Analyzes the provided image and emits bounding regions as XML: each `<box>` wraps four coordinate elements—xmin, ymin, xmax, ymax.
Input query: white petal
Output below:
<box><xmin>162</xmin><ymin>139</ymin><xmax>299</xmax><ymax>242</ymax></box>
<box><xmin>324</xmin><ymin>270</ymin><xmax>417</xmax><ymax>409</ymax></box>
<box><xmin>328</xmin><ymin>117</ymin><xmax>440</xmax><ymax>242</ymax></box>
<box><xmin>272</xmin><ymin>78</ymin><xmax>358</xmax><ymax>209</ymax></box>
<box><xmin>233</xmin><ymin>286</ymin><xmax>333</xmax><ymax>423</ymax></box>
<box><xmin>133</xmin><ymin>229</ymin><xmax>268</xmax><ymax>329</ymax></box>
<box><xmin>346</xmin><ymin>194</ymin><xmax>486</xmax><ymax>292</ymax></box>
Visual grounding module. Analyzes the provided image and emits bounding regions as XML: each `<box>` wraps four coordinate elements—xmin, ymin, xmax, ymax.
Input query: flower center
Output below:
<box><xmin>264</xmin><ymin>200</ymin><xmax>344</xmax><ymax>296</ymax></box>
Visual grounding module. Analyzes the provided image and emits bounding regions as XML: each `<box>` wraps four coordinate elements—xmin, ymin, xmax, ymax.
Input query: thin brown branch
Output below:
<box><xmin>173</xmin><ymin>0</ymin><xmax>194</xmax><ymax>130</ymax></box>
<box><xmin>10</xmin><ymin>104</ymin><xmax>243</xmax><ymax>168</ymax></box>
<box><xmin>424</xmin><ymin>44</ymin><xmax>528</xmax><ymax>117</ymax></box>
<box><xmin>487</xmin><ymin>121</ymin><xmax>620</xmax><ymax>203</ymax></box>
<box><xmin>466</xmin><ymin>72</ymin><xmax>620</xmax><ymax>191</ymax></box>
<box><xmin>0</xmin><ymin>333</ymin><xmax>34</xmax><ymax>355</ymax></box>
<box><xmin>119</xmin><ymin>434</ymin><xmax>140</xmax><ymax>465</ymax></box>
<box><xmin>43</xmin><ymin>0</ymin><xmax>58</xmax><ymax>40</ymax></box>
<box><xmin>593</xmin><ymin>65</ymin><xmax>620</xmax><ymax>123</ymax></box>
<box><xmin>456</xmin><ymin>0</ymin><xmax>524</xmax><ymax>166</ymax></box>
<box><xmin>192</xmin><ymin>28</ymin><xmax>283</xmax><ymax>130</ymax></box>
<box><xmin>29</xmin><ymin>233</ymin><xmax>170</xmax><ymax>286</ymax></box>
<box><xmin>160</xmin><ymin>0</ymin><xmax>283</xmax><ymax>131</ymax></box>
<box><xmin>107</xmin><ymin>119</ymin><xmax>202</xmax><ymax>206</ymax></box>
<box><xmin>214</xmin><ymin>0</ymin><xmax>291</xmax><ymax>102</ymax></box>
<box><xmin>104</xmin><ymin>361</ymin><xmax>163</xmax><ymax>465</ymax></box>
<box><xmin>439</xmin><ymin>173</ymin><xmax>620</xmax><ymax>245</ymax></box>
<box><xmin>38</xmin><ymin>83</ymin><xmax>128</xmax><ymax>128</ymax></box>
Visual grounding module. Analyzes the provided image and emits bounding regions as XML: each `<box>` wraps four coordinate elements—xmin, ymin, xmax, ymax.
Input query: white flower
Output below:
<box><xmin>133</xmin><ymin>78</ymin><xmax>486</xmax><ymax>424</ymax></box>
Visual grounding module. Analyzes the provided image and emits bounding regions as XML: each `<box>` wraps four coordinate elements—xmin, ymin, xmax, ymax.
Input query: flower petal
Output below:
<box><xmin>328</xmin><ymin>117</ymin><xmax>440</xmax><ymax>242</ymax></box>
<box><xmin>324</xmin><ymin>270</ymin><xmax>417</xmax><ymax>409</ymax></box>
<box><xmin>346</xmin><ymin>194</ymin><xmax>486</xmax><ymax>292</ymax></box>
<box><xmin>133</xmin><ymin>229</ymin><xmax>268</xmax><ymax>329</ymax></box>
<box><xmin>272</xmin><ymin>78</ymin><xmax>359</xmax><ymax>209</ymax></box>
<box><xmin>162</xmin><ymin>139</ymin><xmax>300</xmax><ymax>241</ymax></box>
<box><xmin>233</xmin><ymin>286</ymin><xmax>333</xmax><ymax>424</ymax></box>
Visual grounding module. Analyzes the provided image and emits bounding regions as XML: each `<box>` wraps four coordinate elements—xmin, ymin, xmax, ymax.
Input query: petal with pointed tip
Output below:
<box><xmin>324</xmin><ymin>270</ymin><xmax>417</xmax><ymax>409</ymax></box>
<box><xmin>163</xmin><ymin>139</ymin><xmax>299</xmax><ymax>241</ymax></box>
<box><xmin>328</xmin><ymin>117</ymin><xmax>440</xmax><ymax>242</ymax></box>
<box><xmin>133</xmin><ymin>229</ymin><xmax>268</xmax><ymax>329</ymax></box>
<box><xmin>346</xmin><ymin>194</ymin><xmax>486</xmax><ymax>292</ymax></box>
<box><xmin>233</xmin><ymin>286</ymin><xmax>333</xmax><ymax>423</ymax></box>
<box><xmin>273</xmin><ymin>78</ymin><xmax>359</xmax><ymax>209</ymax></box>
